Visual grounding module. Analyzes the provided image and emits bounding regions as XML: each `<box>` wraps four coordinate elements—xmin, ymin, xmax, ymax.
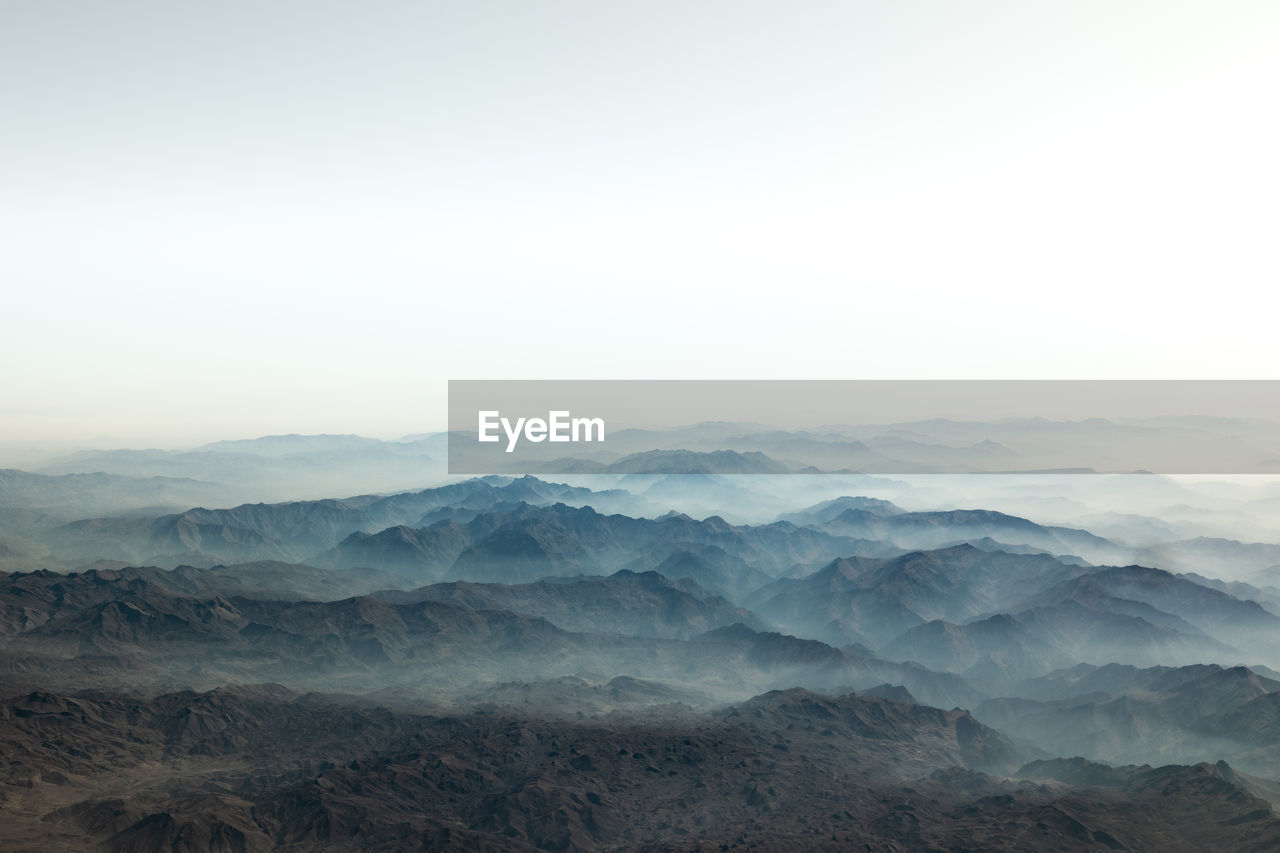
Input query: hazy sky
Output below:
<box><xmin>3</xmin><ymin>2</ymin><xmax>1279</xmax><ymax>446</ymax></box>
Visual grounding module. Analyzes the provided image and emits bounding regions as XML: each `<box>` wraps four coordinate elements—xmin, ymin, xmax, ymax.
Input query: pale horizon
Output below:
<box><xmin>5</xmin><ymin>1</ymin><xmax>1280</xmax><ymax>445</ymax></box>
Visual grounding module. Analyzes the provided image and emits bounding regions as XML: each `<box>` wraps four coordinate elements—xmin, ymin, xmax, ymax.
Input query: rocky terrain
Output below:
<box><xmin>6</xmin><ymin>683</ymin><xmax>1280</xmax><ymax>852</ymax></box>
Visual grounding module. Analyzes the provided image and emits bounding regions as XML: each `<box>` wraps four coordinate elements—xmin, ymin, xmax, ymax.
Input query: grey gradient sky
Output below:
<box><xmin>3</xmin><ymin>2</ymin><xmax>1279</xmax><ymax>446</ymax></box>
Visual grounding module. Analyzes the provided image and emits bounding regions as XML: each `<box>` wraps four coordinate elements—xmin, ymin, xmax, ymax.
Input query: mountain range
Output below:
<box><xmin>3</xmin><ymin>457</ymin><xmax>1280</xmax><ymax>850</ymax></box>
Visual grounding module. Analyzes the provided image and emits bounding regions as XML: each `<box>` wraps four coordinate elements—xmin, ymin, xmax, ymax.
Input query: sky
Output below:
<box><xmin>3</xmin><ymin>1</ymin><xmax>1279</xmax><ymax>446</ymax></box>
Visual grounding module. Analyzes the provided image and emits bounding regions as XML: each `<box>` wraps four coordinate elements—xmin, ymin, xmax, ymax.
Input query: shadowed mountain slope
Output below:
<box><xmin>371</xmin><ymin>569</ymin><xmax>765</xmax><ymax>639</ymax></box>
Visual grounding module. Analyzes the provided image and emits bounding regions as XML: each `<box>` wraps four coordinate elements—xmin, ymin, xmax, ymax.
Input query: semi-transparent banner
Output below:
<box><xmin>448</xmin><ymin>380</ymin><xmax>1280</xmax><ymax>475</ymax></box>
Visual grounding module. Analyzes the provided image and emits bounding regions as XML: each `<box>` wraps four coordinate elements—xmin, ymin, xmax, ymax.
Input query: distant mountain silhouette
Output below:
<box><xmin>553</xmin><ymin>449</ymin><xmax>795</xmax><ymax>475</ymax></box>
<box><xmin>812</xmin><ymin>507</ymin><xmax>1121</xmax><ymax>563</ymax></box>
<box><xmin>324</xmin><ymin>501</ymin><xmax>889</xmax><ymax>591</ymax></box>
<box><xmin>44</xmin><ymin>476</ymin><xmax>654</xmax><ymax>568</ymax></box>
